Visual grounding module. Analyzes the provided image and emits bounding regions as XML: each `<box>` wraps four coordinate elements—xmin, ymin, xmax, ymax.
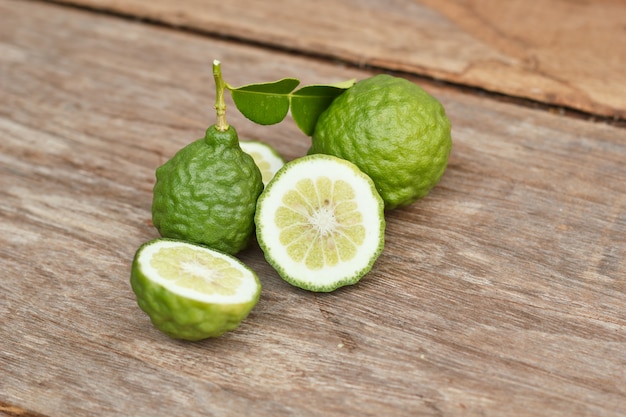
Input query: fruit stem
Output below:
<box><xmin>213</xmin><ymin>59</ymin><xmax>229</xmax><ymax>132</ymax></box>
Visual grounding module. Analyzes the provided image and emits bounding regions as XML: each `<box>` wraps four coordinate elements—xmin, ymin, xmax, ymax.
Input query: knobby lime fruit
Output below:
<box><xmin>152</xmin><ymin>125</ymin><xmax>263</xmax><ymax>255</ymax></box>
<box><xmin>130</xmin><ymin>238</ymin><xmax>261</xmax><ymax>340</ymax></box>
<box><xmin>240</xmin><ymin>140</ymin><xmax>285</xmax><ymax>186</ymax></box>
<box><xmin>310</xmin><ymin>74</ymin><xmax>452</xmax><ymax>209</ymax></box>
<box><xmin>255</xmin><ymin>154</ymin><xmax>385</xmax><ymax>292</ymax></box>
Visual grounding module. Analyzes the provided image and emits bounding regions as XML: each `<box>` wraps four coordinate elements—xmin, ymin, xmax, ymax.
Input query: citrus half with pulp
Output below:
<box><xmin>255</xmin><ymin>154</ymin><xmax>385</xmax><ymax>292</ymax></box>
<box><xmin>240</xmin><ymin>140</ymin><xmax>285</xmax><ymax>186</ymax></box>
<box><xmin>130</xmin><ymin>238</ymin><xmax>261</xmax><ymax>340</ymax></box>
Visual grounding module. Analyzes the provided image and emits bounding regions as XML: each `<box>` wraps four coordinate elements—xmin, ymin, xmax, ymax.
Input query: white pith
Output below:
<box><xmin>138</xmin><ymin>240</ymin><xmax>259</xmax><ymax>304</ymax></box>
<box><xmin>310</xmin><ymin>206</ymin><xmax>338</xmax><ymax>236</ymax></box>
<box><xmin>180</xmin><ymin>260</ymin><xmax>213</xmax><ymax>279</ymax></box>
<box><xmin>257</xmin><ymin>156</ymin><xmax>383</xmax><ymax>288</ymax></box>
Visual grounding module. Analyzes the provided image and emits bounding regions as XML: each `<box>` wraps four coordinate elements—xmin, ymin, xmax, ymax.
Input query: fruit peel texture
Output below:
<box><xmin>152</xmin><ymin>128</ymin><xmax>263</xmax><ymax>254</ymax></box>
<box><xmin>310</xmin><ymin>74</ymin><xmax>452</xmax><ymax>209</ymax></box>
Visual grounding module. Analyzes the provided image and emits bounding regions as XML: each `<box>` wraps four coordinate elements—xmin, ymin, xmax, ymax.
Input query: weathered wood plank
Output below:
<box><xmin>47</xmin><ymin>0</ymin><xmax>626</xmax><ymax>118</ymax></box>
<box><xmin>1</xmin><ymin>1</ymin><xmax>625</xmax><ymax>416</ymax></box>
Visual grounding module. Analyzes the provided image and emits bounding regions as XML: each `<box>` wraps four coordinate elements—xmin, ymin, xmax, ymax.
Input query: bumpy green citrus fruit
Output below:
<box><xmin>130</xmin><ymin>238</ymin><xmax>261</xmax><ymax>340</ymax></box>
<box><xmin>255</xmin><ymin>154</ymin><xmax>385</xmax><ymax>292</ymax></box>
<box><xmin>152</xmin><ymin>126</ymin><xmax>263</xmax><ymax>254</ymax></box>
<box><xmin>240</xmin><ymin>140</ymin><xmax>285</xmax><ymax>186</ymax></box>
<box><xmin>310</xmin><ymin>74</ymin><xmax>452</xmax><ymax>209</ymax></box>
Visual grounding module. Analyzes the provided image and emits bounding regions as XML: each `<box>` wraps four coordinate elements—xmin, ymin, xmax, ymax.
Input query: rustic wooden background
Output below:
<box><xmin>1</xmin><ymin>0</ymin><xmax>625</xmax><ymax>416</ymax></box>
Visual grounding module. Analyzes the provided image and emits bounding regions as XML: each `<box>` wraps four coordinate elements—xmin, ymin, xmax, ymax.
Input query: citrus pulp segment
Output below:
<box><xmin>130</xmin><ymin>238</ymin><xmax>261</xmax><ymax>340</ymax></box>
<box><xmin>240</xmin><ymin>140</ymin><xmax>285</xmax><ymax>186</ymax></box>
<box><xmin>255</xmin><ymin>154</ymin><xmax>385</xmax><ymax>292</ymax></box>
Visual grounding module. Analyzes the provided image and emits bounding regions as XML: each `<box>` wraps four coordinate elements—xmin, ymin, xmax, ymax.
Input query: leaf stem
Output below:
<box><xmin>212</xmin><ymin>60</ymin><xmax>229</xmax><ymax>131</ymax></box>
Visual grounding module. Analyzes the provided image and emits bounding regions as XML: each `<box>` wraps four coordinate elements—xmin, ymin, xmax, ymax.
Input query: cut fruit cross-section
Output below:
<box><xmin>255</xmin><ymin>154</ymin><xmax>385</xmax><ymax>292</ymax></box>
<box><xmin>130</xmin><ymin>238</ymin><xmax>261</xmax><ymax>340</ymax></box>
<box><xmin>240</xmin><ymin>140</ymin><xmax>285</xmax><ymax>186</ymax></box>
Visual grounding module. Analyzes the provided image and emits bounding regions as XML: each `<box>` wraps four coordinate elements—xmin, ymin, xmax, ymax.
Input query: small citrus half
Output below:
<box><xmin>130</xmin><ymin>238</ymin><xmax>261</xmax><ymax>340</ymax></box>
<box><xmin>240</xmin><ymin>140</ymin><xmax>285</xmax><ymax>186</ymax></box>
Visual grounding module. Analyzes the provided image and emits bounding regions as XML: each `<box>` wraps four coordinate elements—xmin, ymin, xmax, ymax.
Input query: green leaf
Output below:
<box><xmin>290</xmin><ymin>80</ymin><xmax>356</xmax><ymax>136</ymax></box>
<box><xmin>227</xmin><ymin>77</ymin><xmax>355</xmax><ymax>135</ymax></box>
<box><xmin>229</xmin><ymin>78</ymin><xmax>300</xmax><ymax>125</ymax></box>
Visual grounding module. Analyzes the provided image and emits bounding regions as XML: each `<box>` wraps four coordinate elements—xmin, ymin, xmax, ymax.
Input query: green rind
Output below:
<box><xmin>130</xmin><ymin>238</ymin><xmax>262</xmax><ymax>341</ymax></box>
<box><xmin>151</xmin><ymin>126</ymin><xmax>263</xmax><ymax>255</ymax></box>
<box><xmin>255</xmin><ymin>154</ymin><xmax>385</xmax><ymax>293</ymax></box>
<box><xmin>310</xmin><ymin>74</ymin><xmax>452</xmax><ymax>210</ymax></box>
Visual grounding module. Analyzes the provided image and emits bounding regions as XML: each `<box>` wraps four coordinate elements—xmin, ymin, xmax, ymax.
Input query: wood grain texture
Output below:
<box><xmin>47</xmin><ymin>0</ymin><xmax>626</xmax><ymax>118</ymax></box>
<box><xmin>1</xmin><ymin>1</ymin><xmax>625</xmax><ymax>416</ymax></box>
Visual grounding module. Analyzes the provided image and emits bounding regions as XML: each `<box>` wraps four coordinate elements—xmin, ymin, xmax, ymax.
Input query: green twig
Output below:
<box><xmin>212</xmin><ymin>60</ymin><xmax>229</xmax><ymax>131</ymax></box>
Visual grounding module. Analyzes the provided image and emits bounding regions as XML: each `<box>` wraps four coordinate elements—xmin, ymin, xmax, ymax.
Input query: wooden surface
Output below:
<box><xmin>50</xmin><ymin>0</ymin><xmax>626</xmax><ymax>119</ymax></box>
<box><xmin>1</xmin><ymin>0</ymin><xmax>625</xmax><ymax>416</ymax></box>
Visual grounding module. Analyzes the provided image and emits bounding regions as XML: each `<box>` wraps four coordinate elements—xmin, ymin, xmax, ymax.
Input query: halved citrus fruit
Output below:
<box><xmin>130</xmin><ymin>238</ymin><xmax>261</xmax><ymax>340</ymax></box>
<box><xmin>255</xmin><ymin>154</ymin><xmax>385</xmax><ymax>292</ymax></box>
<box><xmin>240</xmin><ymin>140</ymin><xmax>285</xmax><ymax>186</ymax></box>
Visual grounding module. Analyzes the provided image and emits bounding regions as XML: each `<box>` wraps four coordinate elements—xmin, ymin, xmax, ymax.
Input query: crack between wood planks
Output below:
<box><xmin>24</xmin><ymin>0</ymin><xmax>626</xmax><ymax>128</ymax></box>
